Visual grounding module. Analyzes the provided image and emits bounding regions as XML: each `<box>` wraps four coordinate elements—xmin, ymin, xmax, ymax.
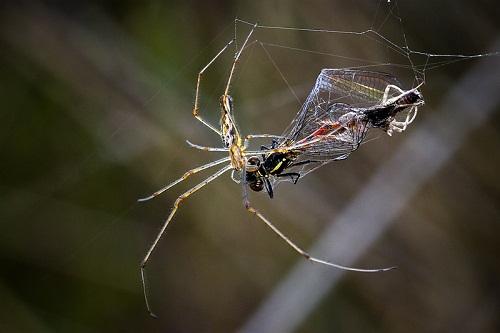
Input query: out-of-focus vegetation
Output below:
<box><xmin>0</xmin><ymin>1</ymin><xmax>499</xmax><ymax>332</ymax></box>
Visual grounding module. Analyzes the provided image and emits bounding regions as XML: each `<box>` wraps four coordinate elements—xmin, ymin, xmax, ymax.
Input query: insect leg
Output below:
<box><xmin>276</xmin><ymin>172</ymin><xmax>301</xmax><ymax>184</ymax></box>
<box><xmin>386</xmin><ymin>106</ymin><xmax>419</xmax><ymax>135</ymax></box>
<box><xmin>140</xmin><ymin>164</ymin><xmax>232</xmax><ymax>317</ymax></box>
<box><xmin>137</xmin><ymin>156</ymin><xmax>231</xmax><ymax>202</ymax></box>
<box><xmin>382</xmin><ymin>84</ymin><xmax>405</xmax><ymax>103</ymax></box>
<box><xmin>288</xmin><ymin>160</ymin><xmax>321</xmax><ymax>168</ymax></box>
<box><xmin>406</xmin><ymin>105</ymin><xmax>419</xmax><ymax>124</ymax></box>
<box><xmin>244</xmin><ymin>134</ymin><xmax>284</xmax><ymax>149</ymax></box>
<box><xmin>243</xmin><ymin>202</ymin><xmax>395</xmax><ymax>272</ymax></box>
<box><xmin>263</xmin><ymin>177</ymin><xmax>274</xmax><ymax>198</ymax></box>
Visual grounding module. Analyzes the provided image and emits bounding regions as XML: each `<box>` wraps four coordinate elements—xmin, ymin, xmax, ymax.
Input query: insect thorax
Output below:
<box><xmin>246</xmin><ymin>152</ymin><xmax>296</xmax><ymax>179</ymax></box>
<box><xmin>263</xmin><ymin>152</ymin><xmax>296</xmax><ymax>175</ymax></box>
<box><xmin>397</xmin><ymin>90</ymin><xmax>423</xmax><ymax>106</ymax></box>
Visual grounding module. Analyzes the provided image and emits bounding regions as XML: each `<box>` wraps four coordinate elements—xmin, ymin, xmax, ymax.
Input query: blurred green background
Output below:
<box><xmin>0</xmin><ymin>1</ymin><xmax>499</xmax><ymax>332</ymax></box>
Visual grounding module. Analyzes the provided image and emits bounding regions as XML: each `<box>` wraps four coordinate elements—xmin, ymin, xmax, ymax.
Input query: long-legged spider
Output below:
<box><xmin>139</xmin><ymin>23</ymin><xmax>396</xmax><ymax>317</ymax></box>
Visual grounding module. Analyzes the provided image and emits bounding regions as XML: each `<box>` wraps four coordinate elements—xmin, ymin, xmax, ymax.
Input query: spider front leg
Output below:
<box><xmin>193</xmin><ymin>39</ymin><xmax>235</xmax><ymax>136</ymax></box>
<box><xmin>223</xmin><ymin>23</ymin><xmax>257</xmax><ymax>96</ymax></box>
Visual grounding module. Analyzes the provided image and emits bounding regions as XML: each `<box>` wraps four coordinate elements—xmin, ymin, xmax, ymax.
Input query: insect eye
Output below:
<box><xmin>415</xmin><ymin>90</ymin><xmax>424</xmax><ymax>101</ymax></box>
<box><xmin>247</xmin><ymin>156</ymin><xmax>261</xmax><ymax>166</ymax></box>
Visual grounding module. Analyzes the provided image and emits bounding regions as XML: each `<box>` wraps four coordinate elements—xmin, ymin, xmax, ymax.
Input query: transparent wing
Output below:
<box><xmin>274</xmin><ymin>69</ymin><xmax>402</xmax><ymax>178</ymax></box>
<box><xmin>280</xmin><ymin>69</ymin><xmax>402</xmax><ymax>143</ymax></box>
<box><xmin>319</xmin><ymin>69</ymin><xmax>403</xmax><ymax>106</ymax></box>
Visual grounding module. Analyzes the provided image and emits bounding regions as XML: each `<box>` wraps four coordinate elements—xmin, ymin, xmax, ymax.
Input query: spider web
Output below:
<box><xmin>3</xmin><ymin>2</ymin><xmax>498</xmax><ymax>328</ymax></box>
<box><xmin>231</xmin><ymin>2</ymin><xmax>498</xmax><ymax>186</ymax></box>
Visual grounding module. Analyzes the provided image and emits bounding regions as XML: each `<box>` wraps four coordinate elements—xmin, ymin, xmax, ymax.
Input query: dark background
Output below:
<box><xmin>0</xmin><ymin>1</ymin><xmax>499</xmax><ymax>332</ymax></box>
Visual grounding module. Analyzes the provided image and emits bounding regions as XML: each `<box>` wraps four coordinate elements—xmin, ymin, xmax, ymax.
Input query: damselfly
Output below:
<box><xmin>138</xmin><ymin>23</ymin><xmax>424</xmax><ymax>316</ymax></box>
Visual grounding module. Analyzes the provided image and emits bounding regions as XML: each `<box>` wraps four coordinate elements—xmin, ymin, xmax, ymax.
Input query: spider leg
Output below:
<box><xmin>223</xmin><ymin>23</ymin><xmax>258</xmax><ymax>96</ymax></box>
<box><xmin>246</xmin><ymin>134</ymin><xmax>283</xmax><ymax>140</ymax></box>
<box><xmin>137</xmin><ymin>156</ymin><xmax>230</xmax><ymax>202</ymax></box>
<box><xmin>244</xmin><ymin>201</ymin><xmax>396</xmax><ymax>272</ymax></box>
<box><xmin>193</xmin><ymin>39</ymin><xmax>235</xmax><ymax>135</ymax></box>
<box><xmin>244</xmin><ymin>134</ymin><xmax>284</xmax><ymax>149</ymax></box>
<box><xmin>185</xmin><ymin>140</ymin><xmax>229</xmax><ymax>152</ymax></box>
<box><xmin>140</xmin><ymin>164</ymin><xmax>232</xmax><ymax>317</ymax></box>
<box><xmin>231</xmin><ymin>169</ymin><xmax>243</xmax><ymax>183</ymax></box>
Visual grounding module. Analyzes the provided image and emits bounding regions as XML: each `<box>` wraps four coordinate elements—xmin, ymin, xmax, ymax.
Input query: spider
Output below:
<box><xmin>138</xmin><ymin>23</ymin><xmax>405</xmax><ymax>317</ymax></box>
